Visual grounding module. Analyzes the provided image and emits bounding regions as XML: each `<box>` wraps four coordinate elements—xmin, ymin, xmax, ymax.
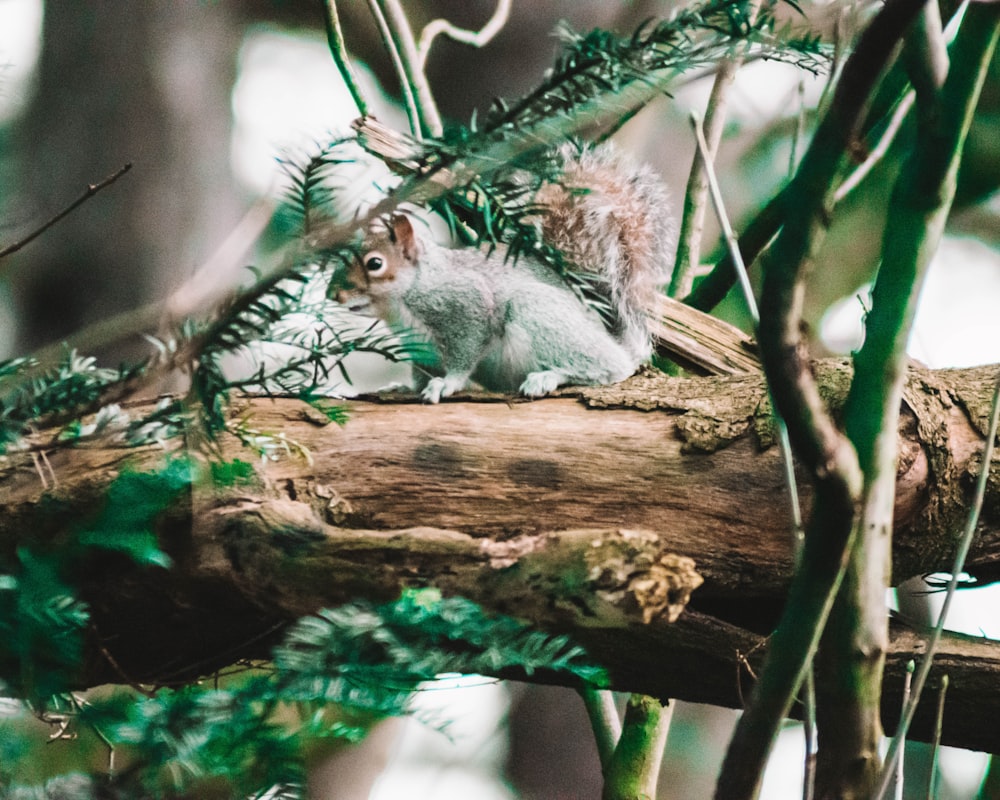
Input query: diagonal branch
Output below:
<box><xmin>0</xmin><ymin>163</ymin><xmax>132</xmax><ymax>264</ymax></box>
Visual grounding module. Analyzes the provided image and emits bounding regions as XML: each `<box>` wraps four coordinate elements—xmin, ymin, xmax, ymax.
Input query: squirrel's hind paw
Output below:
<box><xmin>519</xmin><ymin>371</ymin><xmax>564</xmax><ymax>398</ymax></box>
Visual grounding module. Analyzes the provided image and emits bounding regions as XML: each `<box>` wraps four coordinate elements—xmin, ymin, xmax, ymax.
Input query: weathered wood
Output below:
<box><xmin>3</xmin><ymin>361</ymin><xmax>1000</xmax><ymax>751</ymax></box>
<box><xmin>651</xmin><ymin>294</ymin><xmax>760</xmax><ymax>376</ymax></box>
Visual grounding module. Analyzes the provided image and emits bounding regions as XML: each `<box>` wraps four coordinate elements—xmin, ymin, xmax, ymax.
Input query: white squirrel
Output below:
<box><xmin>347</xmin><ymin>142</ymin><xmax>674</xmax><ymax>403</ymax></box>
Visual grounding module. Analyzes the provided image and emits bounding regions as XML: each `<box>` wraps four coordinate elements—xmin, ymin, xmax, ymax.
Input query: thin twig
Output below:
<box><xmin>669</xmin><ymin>59</ymin><xmax>742</xmax><ymax>299</ymax></box>
<box><xmin>366</xmin><ymin>0</ymin><xmax>423</xmax><ymax>138</ymax></box>
<box><xmin>30</xmin><ymin>451</ymin><xmax>49</xmax><ymax>490</ymax></box>
<box><xmin>377</xmin><ymin>0</ymin><xmax>443</xmax><ymax>137</ymax></box>
<box><xmin>802</xmin><ymin>670</ymin><xmax>816</xmax><ymax>800</ymax></box>
<box><xmin>670</xmin><ymin>0</ymin><xmax>760</xmax><ymax>301</ymax></box>
<box><xmin>323</xmin><ymin>0</ymin><xmax>370</xmax><ymax>117</ymax></box>
<box><xmin>690</xmin><ymin>112</ymin><xmax>803</xmax><ymax>539</ymax></box>
<box><xmin>789</xmin><ymin>78</ymin><xmax>806</xmax><ymax>176</ymax></box>
<box><xmin>682</xmin><ymin>186</ymin><xmax>785</xmax><ymax>313</ymax></box>
<box><xmin>833</xmin><ymin>90</ymin><xmax>915</xmax><ymax>204</ymax></box>
<box><xmin>815</xmin><ymin>4</ymin><xmax>846</xmax><ymax>116</ymax></box>
<box><xmin>94</xmin><ymin>629</ymin><xmax>158</xmax><ymax>699</ymax></box>
<box><xmin>579</xmin><ymin>687</ymin><xmax>622</xmax><ymax>770</ymax></box>
<box><xmin>693</xmin><ymin>109</ymin><xmax>815</xmax><ymax>800</ymax></box>
<box><xmin>926</xmin><ymin>675</ymin><xmax>948</xmax><ymax>800</ymax></box>
<box><xmin>418</xmin><ymin>0</ymin><xmax>512</xmax><ymax>69</ymax></box>
<box><xmin>839</xmin><ymin>2</ymin><xmax>963</xmax><ymax>206</ymax></box>
<box><xmin>0</xmin><ymin>162</ymin><xmax>132</xmax><ymax>262</ymax></box>
<box><xmin>896</xmin><ymin>660</ymin><xmax>914</xmax><ymax>800</ymax></box>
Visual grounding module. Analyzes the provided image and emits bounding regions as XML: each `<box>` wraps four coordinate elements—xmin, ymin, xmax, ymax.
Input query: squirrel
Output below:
<box><xmin>345</xmin><ymin>142</ymin><xmax>674</xmax><ymax>403</ymax></box>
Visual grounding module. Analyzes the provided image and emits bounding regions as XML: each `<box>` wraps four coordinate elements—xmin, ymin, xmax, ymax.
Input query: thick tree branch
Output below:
<box><xmin>3</xmin><ymin>363</ymin><xmax>1000</xmax><ymax>752</ymax></box>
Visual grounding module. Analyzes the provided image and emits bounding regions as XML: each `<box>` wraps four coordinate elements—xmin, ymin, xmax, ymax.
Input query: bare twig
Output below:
<box><xmin>926</xmin><ymin>675</ymin><xmax>948</xmax><ymax>800</ymax></box>
<box><xmin>690</xmin><ymin>112</ymin><xmax>802</xmax><ymax>537</ymax></box>
<box><xmin>670</xmin><ymin>57</ymin><xmax>743</xmax><ymax>300</ymax></box>
<box><xmin>377</xmin><ymin>0</ymin><xmax>443</xmax><ymax>137</ymax></box>
<box><xmin>366</xmin><ymin>0</ymin><xmax>423</xmax><ymax>138</ymax></box>
<box><xmin>896</xmin><ymin>660</ymin><xmax>914</xmax><ymax>800</ymax></box>
<box><xmin>417</xmin><ymin>0</ymin><xmax>512</xmax><ymax>69</ymax></box>
<box><xmin>668</xmin><ymin>0</ymin><xmax>762</xmax><ymax>300</ymax></box>
<box><xmin>580</xmin><ymin>688</ymin><xmax>622</xmax><ymax>770</ymax></box>
<box><xmin>682</xmin><ymin>186</ymin><xmax>785</xmax><ymax>313</ymax></box>
<box><xmin>789</xmin><ymin>78</ymin><xmax>806</xmax><ymax>176</ymax></box>
<box><xmin>0</xmin><ymin>163</ymin><xmax>132</xmax><ymax>263</ymax></box>
<box><xmin>323</xmin><ymin>1</ymin><xmax>370</xmax><ymax>117</ymax></box>
<box><xmin>833</xmin><ymin>90</ymin><xmax>914</xmax><ymax>203</ymax></box>
<box><xmin>802</xmin><ymin>670</ymin><xmax>816</xmax><ymax>800</ymax></box>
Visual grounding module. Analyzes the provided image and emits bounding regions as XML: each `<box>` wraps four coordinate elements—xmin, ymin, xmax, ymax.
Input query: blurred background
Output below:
<box><xmin>2</xmin><ymin>1</ymin><xmax>1000</xmax><ymax>797</ymax></box>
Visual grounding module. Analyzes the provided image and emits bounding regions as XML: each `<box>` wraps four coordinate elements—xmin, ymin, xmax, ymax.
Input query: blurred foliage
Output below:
<box><xmin>1</xmin><ymin>587</ymin><xmax>603</xmax><ymax>799</ymax></box>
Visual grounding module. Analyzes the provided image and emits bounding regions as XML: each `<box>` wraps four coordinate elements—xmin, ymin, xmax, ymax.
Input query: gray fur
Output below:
<box><xmin>356</xmin><ymin>143</ymin><xmax>671</xmax><ymax>402</ymax></box>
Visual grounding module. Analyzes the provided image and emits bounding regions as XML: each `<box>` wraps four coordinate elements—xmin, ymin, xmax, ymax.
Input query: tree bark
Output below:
<box><xmin>3</xmin><ymin>361</ymin><xmax>1000</xmax><ymax>751</ymax></box>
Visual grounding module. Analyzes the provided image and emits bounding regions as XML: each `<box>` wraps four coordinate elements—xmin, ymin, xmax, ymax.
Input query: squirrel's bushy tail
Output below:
<box><xmin>535</xmin><ymin>142</ymin><xmax>674</xmax><ymax>360</ymax></box>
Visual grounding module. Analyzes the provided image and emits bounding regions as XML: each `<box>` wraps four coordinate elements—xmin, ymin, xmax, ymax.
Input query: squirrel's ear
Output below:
<box><xmin>391</xmin><ymin>214</ymin><xmax>420</xmax><ymax>262</ymax></box>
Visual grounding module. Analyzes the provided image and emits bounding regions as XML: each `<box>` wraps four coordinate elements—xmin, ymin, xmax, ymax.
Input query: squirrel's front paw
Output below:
<box><xmin>421</xmin><ymin>378</ymin><xmax>446</xmax><ymax>403</ymax></box>
<box><xmin>421</xmin><ymin>375</ymin><xmax>468</xmax><ymax>403</ymax></box>
<box><xmin>520</xmin><ymin>371</ymin><xmax>563</xmax><ymax>398</ymax></box>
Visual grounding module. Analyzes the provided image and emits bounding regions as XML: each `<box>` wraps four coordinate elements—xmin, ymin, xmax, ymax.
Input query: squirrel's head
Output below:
<box><xmin>360</xmin><ymin>214</ymin><xmax>421</xmax><ymax>284</ymax></box>
<box><xmin>338</xmin><ymin>214</ymin><xmax>421</xmax><ymax>313</ymax></box>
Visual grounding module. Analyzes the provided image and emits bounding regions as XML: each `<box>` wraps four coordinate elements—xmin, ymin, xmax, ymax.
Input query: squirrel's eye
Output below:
<box><xmin>363</xmin><ymin>252</ymin><xmax>388</xmax><ymax>277</ymax></box>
